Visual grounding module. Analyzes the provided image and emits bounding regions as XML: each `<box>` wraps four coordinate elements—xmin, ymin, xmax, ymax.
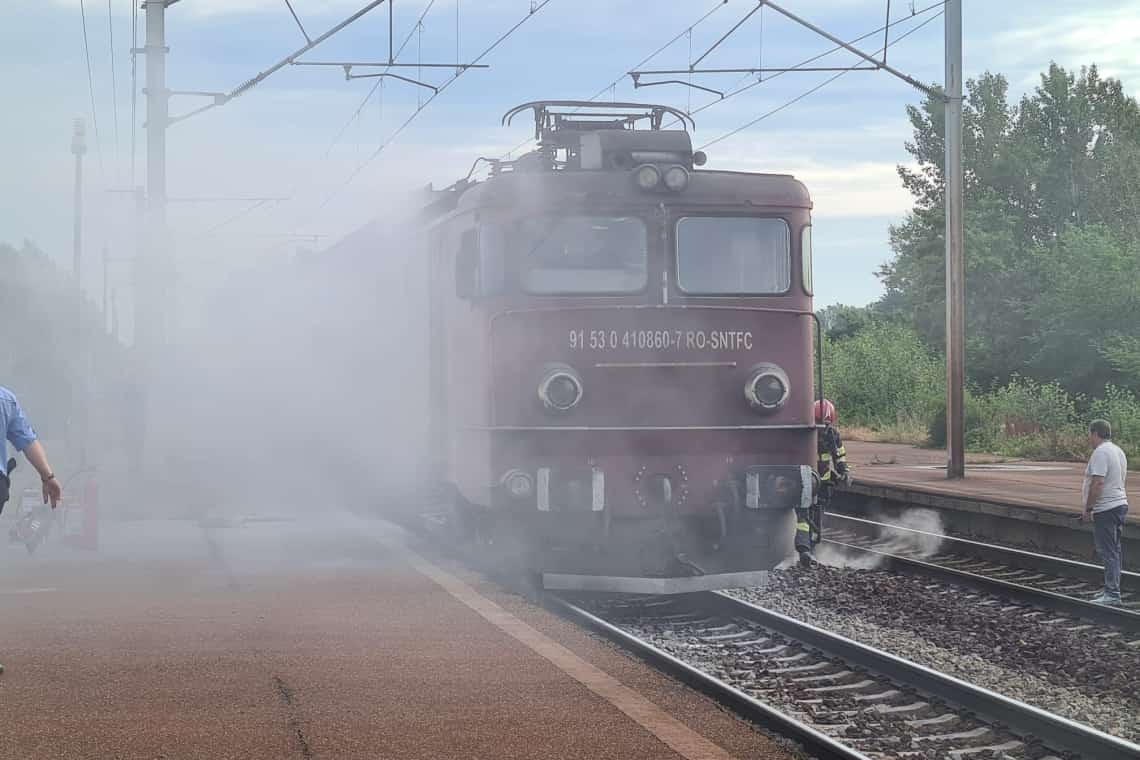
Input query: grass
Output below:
<box><xmin>844</xmin><ymin>421</ymin><xmax>930</xmax><ymax>446</ymax></box>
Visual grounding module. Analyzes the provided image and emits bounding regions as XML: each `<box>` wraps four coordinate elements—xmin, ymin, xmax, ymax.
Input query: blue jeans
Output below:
<box><xmin>1093</xmin><ymin>505</ymin><xmax>1128</xmax><ymax>600</ymax></box>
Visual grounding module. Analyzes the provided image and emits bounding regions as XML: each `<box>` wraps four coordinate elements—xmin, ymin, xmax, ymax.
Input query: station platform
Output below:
<box><xmin>0</xmin><ymin>515</ymin><xmax>790</xmax><ymax>760</ymax></box>
<box><xmin>840</xmin><ymin>440</ymin><xmax>1137</xmax><ymax>562</ymax></box>
<box><xmin>844</xmin><ymin>440</ymin><xmax>1136</xmax><ymax>522</ymax></box>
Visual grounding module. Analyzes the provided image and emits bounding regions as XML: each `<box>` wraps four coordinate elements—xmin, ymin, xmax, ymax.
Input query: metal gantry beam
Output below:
<box><xmin>630</xmin><ymin>0</ymin><xmax>935</xmax><ymax>97</ymax></box>
<box><xmin>293</xmin><ymin>61</ymin><xmax>489</xmax><ymax>69</ymax></box>
<box><xmin>226</xmin><ymin>0</ymin><xmax>389</xmax><ymax>102</ymax></box>
<box><xmin>760</xmin><ymin>1</ymin><xmax>933</xmax><ymax>94</ymax></box>
<box><xmin>155</xmin><ymin>2</ymin><xmax>495</xmax><ymax>126</ymax></box>
<box><xmin>291</xmin><ymin>60</ymin><xmax>489</xmax><ymax>92</ymax></box>
<box><xmin>634</xmin><ymin>65</ymin><xmax>880</xmax><ymax>75</ymax></box>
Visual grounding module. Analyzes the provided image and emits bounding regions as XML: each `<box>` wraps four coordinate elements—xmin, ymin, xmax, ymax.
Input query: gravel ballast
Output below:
<box><xmin>727</xmin><ymin>566</ymin><xmax>1140</xmax><ymax>744</ymax></box>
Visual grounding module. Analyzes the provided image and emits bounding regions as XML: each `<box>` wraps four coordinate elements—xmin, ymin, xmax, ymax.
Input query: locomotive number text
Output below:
<box><xmin>568</xmin><ymin>329</ymin><xmax>754</xmax><ymax>351</ymax></box>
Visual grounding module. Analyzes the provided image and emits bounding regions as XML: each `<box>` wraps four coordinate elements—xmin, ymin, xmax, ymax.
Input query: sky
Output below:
<box><xmin>2</xmin><ymin>0</ymin><xmax>1138</xmax><ymax>330</ymax></box>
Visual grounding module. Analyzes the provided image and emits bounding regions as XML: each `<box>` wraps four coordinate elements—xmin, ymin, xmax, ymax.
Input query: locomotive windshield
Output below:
<box><xmin>518</xmin><ymin>215</ymin><xmax>648</xmax><ymax>294</ymax></box>
<box><xmin>675</xmin><ymin>217</ymin><xmax>791</xmax><ymax>295</ymax></box>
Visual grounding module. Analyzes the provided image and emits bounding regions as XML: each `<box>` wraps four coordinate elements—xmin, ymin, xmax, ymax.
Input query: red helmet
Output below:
<box><xmin>814</xmin><ymin>399</ymin><xmax>836</xmax><ymax>425</ymax></box>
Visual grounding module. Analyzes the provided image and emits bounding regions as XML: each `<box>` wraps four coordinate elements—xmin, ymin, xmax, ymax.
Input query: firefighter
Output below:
<box><xmin>796</xmin><ymin>399</ymin><xmax>850</xmax><ymax>567</ymax></box>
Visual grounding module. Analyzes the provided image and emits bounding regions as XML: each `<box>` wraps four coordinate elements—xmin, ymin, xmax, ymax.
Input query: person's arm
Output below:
<box><xmin>1084</xmin><ymin>475</ymin><xmax>1104</xmax><ymax>517</ymax></box>
<box><xmin>23</xmin><ymin>440</ymin><xmax>61</xmax><ymax>507</ymax></box>
<box><xmin>822</xmin><ymin>427</ymin><xmax>849</xmax><ymax>479</ymax></box>
<box><xmin>4</xmin><ymin>396</ymin><xmax>61</xmax><ymax>508</ymax></box>
<box><xmin>1081</xmin><ymin>447</ymin><xmax>1107</xmax><ymax>522</ymax></box>
<box><xmin>831</xmin><ymin>428</ymin><xmax>850</xmax><ymax>477</ymax></box>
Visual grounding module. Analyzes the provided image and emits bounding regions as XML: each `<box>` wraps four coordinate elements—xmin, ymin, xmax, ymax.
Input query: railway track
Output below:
<box><xmin>821</xmin><ymin>513</ymin><xmax>1140</xmax><ymax>635</ymax></box>
<box><xmin>549</xmin><ymin>591</ymin><xmax>1140</xmax><ymax>760</ymax></box>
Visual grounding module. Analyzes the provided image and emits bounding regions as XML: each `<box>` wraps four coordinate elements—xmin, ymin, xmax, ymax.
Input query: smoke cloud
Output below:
<box><xmin>135</xmin><ymin>182</ymin><xmax>433</xmax><ymax>524</ymax></box>
<box><xmin>815</xmin><ymin>508</ymin><xmax>946</xmax><ymax>570</ymax></box>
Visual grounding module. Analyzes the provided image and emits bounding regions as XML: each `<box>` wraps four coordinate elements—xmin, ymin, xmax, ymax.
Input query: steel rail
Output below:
<box><xmin>551</xmin><ymin>591</ymin><xmax>1140</xmax><ymax>760</ymax></box>
<box><xmin>544</xmin><ymin>594</ymin><xmax>871</xmax><ymax>760</ymax></box>
<box><xmin>822</xmin><ymin>536</ymin><xmax>1140</xmax><ymax>633</ymax></box>
<box><xmin>701</xmin><ymin>592</ymin><xmax>1140</xmax><ymax>760</ymax></box>
<box><xmin>824</xmin><ymin>511</ymin><xmax>1140</xmax><ymax>591</ymax></box>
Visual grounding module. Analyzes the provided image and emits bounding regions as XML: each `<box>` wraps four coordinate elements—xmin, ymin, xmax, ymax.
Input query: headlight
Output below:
<box><xmin>634</xmin><ymin>164</ymin><xmax>661</xmax><ymax>191</ymax></box>
<box><xmin>538</xmin><ymin>366</ymin><xmax>583</xmax><ymax>411</ymax></box>
<box><xmin>663</xmin><ymin>165</ymin><xmax>689</xmax><ymax>192</ymax></box>
<box><xmin>500</xmin><ymin>469</ymin><xmax>533</xmax><ymax>499</ymax></box>
<box><xmin>744</xmin><ymin>363</ymin><xmax>790</xmax><ymax>411</ymax></box>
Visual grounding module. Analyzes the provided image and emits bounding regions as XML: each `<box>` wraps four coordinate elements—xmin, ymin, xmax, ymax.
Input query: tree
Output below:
<box><xmin>1101</xmin><ymin>336</ymin><xmax>1140</xmax><ymax>380</ymax></box>
<box><xmin>822</xmin><ymin>321</ymin><xmax>943</xmax><ymax>429</ymax></box>
<box><xmin>1024</xmin><ymin>227</ymin><xmax>1140</xmax><ymax>392</ymax></box>
<box><xmin>1015</xmin><ymin>64</ymin><xmax>1140</xmax><ymax>242</ymax></box>
<box><xmin>816</xmin><ymin>303</ymin><xmax>880</xmax><ymax>341</ymax></box>
<box><xmin>879</xmin><ymin>63</ymin><xmax>1140</xmax><ymax>395</ymax></box>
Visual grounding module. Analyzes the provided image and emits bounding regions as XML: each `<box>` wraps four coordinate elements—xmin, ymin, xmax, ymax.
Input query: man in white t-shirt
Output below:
<box><xmin>1079</xmin><ymin>419</ymin><xmax>1130</xmax><ymax>606</ymax></box>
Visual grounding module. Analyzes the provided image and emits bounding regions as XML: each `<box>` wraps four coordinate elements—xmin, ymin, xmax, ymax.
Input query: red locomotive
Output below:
<box><xmin>416</xmin><ymin>101</ymin><xmax>822</xmax><ymax>592</ymax></box>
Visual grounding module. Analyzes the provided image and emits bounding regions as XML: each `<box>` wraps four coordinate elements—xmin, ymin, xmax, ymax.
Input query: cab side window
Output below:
<box><xmin>455</xmin><ymin>225</ymin><xmax>505</xmax><ymax>299</ymax></box>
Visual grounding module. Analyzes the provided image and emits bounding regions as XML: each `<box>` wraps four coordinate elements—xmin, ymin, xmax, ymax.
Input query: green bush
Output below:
<box><xmin>986</xmin><ymin>375</ymin><xmax>1081</xmax><ymax>436</ymax></box>
<box><xmin>823</xmin><ymin>322</ymin><xmax>943</xmax><ymax>430</ymax></box>
<box><xmin>929</xmin><ymin>378</ymin><xmax>1140</xmax><ymax>465</ymax></box>
<box><xmin>991</xmin><ymin>430</ymin><xmax>1091</xmax><ymax>461</ymax></box>
<box><xmin>820</xmin><ymin>308</ymin><xmax>1140</xmax><ymax>467</ymax></box>
<box><xmin>927</xmin><ymin>392</ymin><xmax>994</xmax><ymax>449</ymax></box>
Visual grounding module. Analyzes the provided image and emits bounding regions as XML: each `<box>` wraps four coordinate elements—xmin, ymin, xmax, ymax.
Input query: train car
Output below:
<box><xmin>420</xmin><ymin>101</ymin><xmax>822</xmax><ymax>593</ymax></box>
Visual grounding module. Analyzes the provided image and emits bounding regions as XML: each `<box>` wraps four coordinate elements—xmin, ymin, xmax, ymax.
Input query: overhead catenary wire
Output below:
<box><xmin>584</xmin><ymin>0</ymin><xmax>727</xmax><ymax>104</ymax></box>
<box><xmin>322</xmin><ymin>0</ymin><xmax>439</xmax><ymax>159</ymax></box>
<box><xmin>883</xmin><ymin>0</ymin><xmax>892</xmax><ymax>65</ymax></box>
<box><xmin>78</xmin><ymin>0</ymin><xmax>106</xmax><ymax>181</ymax></box>
<box><xmin>665</xmin><ymin>0</ymin><xmax>946</xmax><ymax>128</ymax></box>
<box><xmin>283</xmin><ymin>0</ymin><xmax>312</xmax><ymax>43</ymax></box>
<box><xmin>699</xmin><ymin>8</ymin><xmax>944</xmax><ymax>151</ymax></box>
<box><xmin>147</xmin><ymin>2</ymin><xmax>390</xmax><ymax>256</ymax></box>
<box><xmin>229</xmin><ymin>2</ymin><xmax>389</xmax><ymax>102</ymax></box>
<box><xmin>197</xmin><ymin>199</ymin><xmax>275</xmax><ymax>239</ymax></box>
<box><xmin>311</xmin><ymin>0</ymin><xmax>557</xmax><ymax>217</ymax></box>
<box><xmin>689</xmin><ymin>0</ymin><xmax>945</xmax><ymax>118</ymax></box>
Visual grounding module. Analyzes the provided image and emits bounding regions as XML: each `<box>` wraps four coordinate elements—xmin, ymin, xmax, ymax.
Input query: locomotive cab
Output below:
<box><xmin>423</xmin><ymin>101</ymin><xmax>820</xmax><ymax>593</ymax></box>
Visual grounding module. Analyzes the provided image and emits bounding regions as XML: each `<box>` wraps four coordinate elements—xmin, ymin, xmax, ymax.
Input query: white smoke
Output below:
<box><xmin>816</xmin><ymin>507</ymin><xmax>946</xmax><ymax>569</ymax></box>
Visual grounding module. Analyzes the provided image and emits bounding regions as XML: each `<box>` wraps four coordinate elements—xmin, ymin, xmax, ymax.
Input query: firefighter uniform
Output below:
<box><xmin>796</xmin><ymin>402</ymin><xmax>849</xmax><ymax>566</ymax></box>
<box><xmin>817</xmin><ymin>425</ymin><xmax>849</xmax><ymax>488</ymax></box>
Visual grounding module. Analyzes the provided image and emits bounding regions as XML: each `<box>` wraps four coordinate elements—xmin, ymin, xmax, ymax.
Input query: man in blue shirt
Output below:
<box><xmin>1</xmin><ymin>386</ymin><xmax>62</xmax><ymax>512</ymax></box>
<box><xmin>1</xmin><ymin>385</ymin><xmax>62</xmax><ymax>676</ymax></box>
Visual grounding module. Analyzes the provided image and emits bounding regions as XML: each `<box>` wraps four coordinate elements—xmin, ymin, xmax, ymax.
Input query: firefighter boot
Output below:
<box><xmin>794</xmin><ymin>506</ymin><xmax>815</xmax><ymax>568</ymax></box>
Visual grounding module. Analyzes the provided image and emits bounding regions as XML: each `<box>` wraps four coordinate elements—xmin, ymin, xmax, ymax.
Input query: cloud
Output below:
<box><xmin>983</xmin><ymin>4</ymin><xmax>1140</xmax><ymax>85</ymax></box>
<box><xmin>790</xmin><ymin>160</ymin><xmax>913</xmax><ymax>218</ymax></box>
<box><xmin>713</xmin><ymin>150</ymin><xmax>914</xmax><ymax>218</ymax></box>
